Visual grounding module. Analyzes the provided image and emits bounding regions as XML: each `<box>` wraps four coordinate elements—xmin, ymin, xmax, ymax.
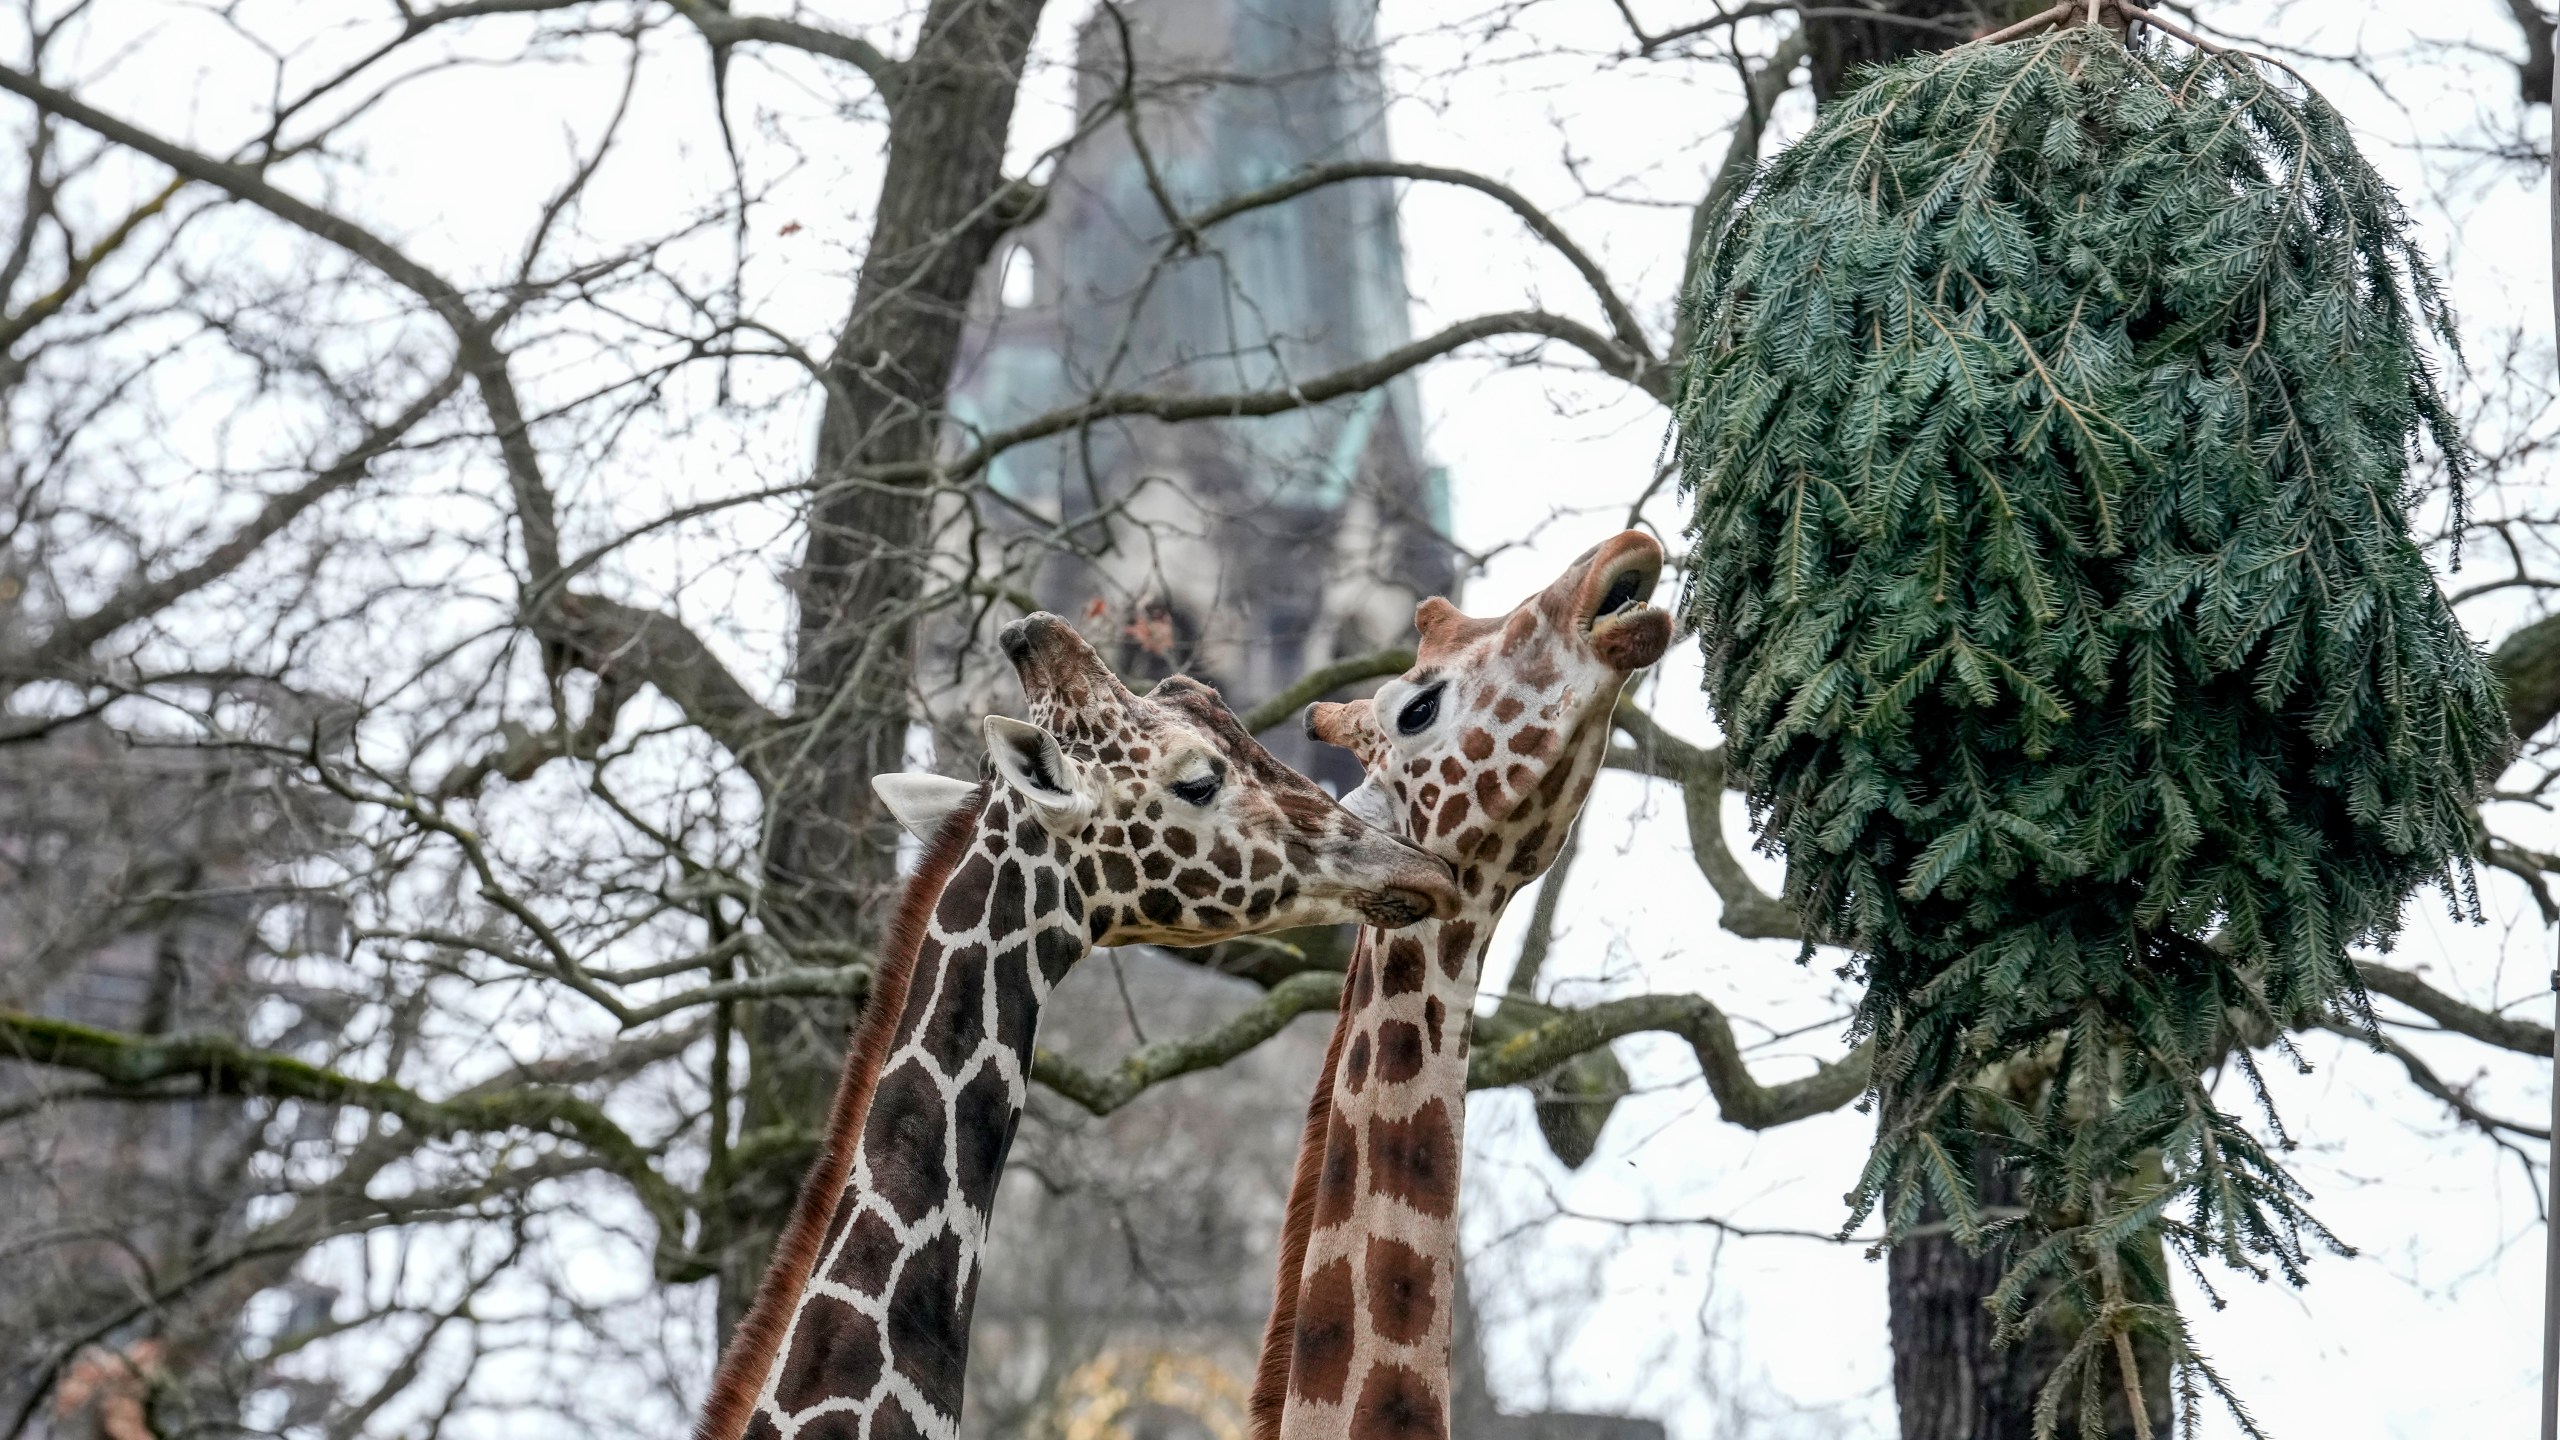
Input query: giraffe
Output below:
<box><xmin>1249</xmin><ymin>531</ymin><xmax>1674</xmax><ymax>1440</ymax></box>
<box><xmin>698</xmin><ymin>613</ymin><xmax>1461</xmax><ymax>1440</ymax></box>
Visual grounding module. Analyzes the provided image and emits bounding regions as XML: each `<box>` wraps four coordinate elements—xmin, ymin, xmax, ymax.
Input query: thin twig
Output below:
<box><xmin>2120</xmin><ymin>5</ymin><xmax>2230</xmax><ymax>56</ymax></box>
<box><xmin>1971</xmin><ymin>1</ymin><xmax>2076</xmax><ymax>47</ymax></box>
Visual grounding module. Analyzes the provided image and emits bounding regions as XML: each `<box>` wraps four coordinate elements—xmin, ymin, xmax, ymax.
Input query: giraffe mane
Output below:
<box><xmin>1249</xmin><ymin>932</ymin><xmax>1367</xmax><ymax>1437</ymax></box>
<box><xmin>693</xmin><ymin>780</ymin><xmax>992</xmax><ymax>1440</ymax></box>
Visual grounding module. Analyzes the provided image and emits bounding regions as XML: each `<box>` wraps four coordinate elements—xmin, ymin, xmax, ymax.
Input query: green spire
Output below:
<box><xmin>1675</xmin><ymin>23</ymin><xmax>2504</xmax><ymax>1428</ymax></box>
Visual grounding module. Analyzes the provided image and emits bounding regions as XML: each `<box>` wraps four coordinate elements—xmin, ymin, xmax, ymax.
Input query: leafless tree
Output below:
<box><xmin>0</xmin><ymin>3</ymin><xmax>2553</xmax><ymax>1438</ymax></box>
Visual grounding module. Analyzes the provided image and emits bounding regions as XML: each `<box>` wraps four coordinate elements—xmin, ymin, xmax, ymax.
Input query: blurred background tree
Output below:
<box><xmin>0</xmin><ymin>3</ymin><xmax>2553</xmax><ymax>1438</ymax></box>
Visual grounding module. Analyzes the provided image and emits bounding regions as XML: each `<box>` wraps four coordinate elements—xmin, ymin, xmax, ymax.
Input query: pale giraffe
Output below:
<box><xmin>697</xmin><ymin>613</ymin><xmax>1460</xmax><ymax>1440</ymax></box>
<box><xmin>1250</xmin><ymin>532</ymin><xmax>1673</xmax><ymax>1440</ymax></box>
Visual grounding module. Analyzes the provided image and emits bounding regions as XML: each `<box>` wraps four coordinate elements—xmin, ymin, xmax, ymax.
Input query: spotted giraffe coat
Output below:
<box><xmin>697</xmin><ymin>616</ymin><xmax>1455</xmax><ymax>1440</ymax></box>
<box><xmin>1253</xmin><ymin>532</ymin><xmax>1674</xmax><ymax>1440</ymax></box>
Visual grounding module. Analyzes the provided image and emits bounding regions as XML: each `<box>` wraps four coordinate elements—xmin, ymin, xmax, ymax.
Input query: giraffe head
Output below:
<box><xmin>880</xmin><ymin>614</ymin><xmax>1460</xmax><ymax>941</ymax></box>
<box><xmin>1244</xmin><ymin>534</ymin><xmax>1672</xmax><ymax>1440</ymax></box>
<box><xmin>1307</xmin><ymin>531</ymin><xmax>1671</xmax><ymax>895</ymax></box>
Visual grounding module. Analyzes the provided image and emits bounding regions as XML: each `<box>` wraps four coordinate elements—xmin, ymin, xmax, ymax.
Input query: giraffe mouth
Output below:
<box><xmin>1583</xmin><ymin>555</ymin><xmax>1670</xmax><ymax>669</ymax></box>
<box><xmin>1583</xmin><ymin>556</ymin><xmax>1659</xmax><ymax>627</ymax></box>
<box><xmin>1358</xmin><ymin>884</ymin><xmax>1445</xmax><ymax>928</ymax></box>
<box><xmin>1342</xmin><ymin>839</ymin><xmax>1460</xmax><ymax>926</ymax></box>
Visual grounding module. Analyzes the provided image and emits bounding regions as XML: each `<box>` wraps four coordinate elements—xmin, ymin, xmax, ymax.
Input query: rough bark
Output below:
<box><xmin>1889</xmin><ymin>1152</ymin><xmax>2171</xmax><ymax>1440</ymax></box>
<box><xmin>718</xmin><ymin>0</ymin><xmax>1048</xmax><ymax>1339</ymax></box>
<box><xmin>1800</xmin><ymin>0</ymin><xmax>1992</xmax><ymax>103</ymax></box>
<box><xmin>2503</xmin><ymin>0</ymin><xmax>2554</xmax><ymax>105</ymax></box>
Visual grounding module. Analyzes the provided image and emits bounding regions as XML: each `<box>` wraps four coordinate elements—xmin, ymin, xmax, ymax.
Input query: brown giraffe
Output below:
<box><xmin>1249</xmin><ymin>532</ymin><xmax>1673</xmax><ymax>1440</ymax></box>
<box><xmin>697</xmin><ymin>614</ymin><xmax>1460</xmax><ymax>1440</ymax></box>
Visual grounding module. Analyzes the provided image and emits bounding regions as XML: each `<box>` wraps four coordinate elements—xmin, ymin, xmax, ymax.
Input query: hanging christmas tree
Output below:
<box><xmin>1675</xmin><ymin>5</ymin><xmax>2505</xmax><ymax>1427</ymax></box>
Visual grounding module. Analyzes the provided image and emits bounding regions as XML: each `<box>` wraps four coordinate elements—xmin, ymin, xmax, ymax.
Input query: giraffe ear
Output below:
<box><xmin>871</xmin><ymin>772</ymin><xmax>979</xmax><ymax>841</ymax></box>
<box><xmin>982</xmin><ymin>715</ymin><xmax>1095</xmax><ymax>829</ymax></box>
<box><xmin>1414</xmin><ymin>595</ymin><xmax>1465</xmax><ymax>642</ymax></box>
<box><xmin>1307</xmin><ymin>698</ymin><xmax>1390</xmax><ymax>770</ymax></box>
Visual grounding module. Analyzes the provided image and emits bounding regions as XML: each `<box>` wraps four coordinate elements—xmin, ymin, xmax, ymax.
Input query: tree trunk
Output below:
<box><xmin>1783</xmin><ymin>8</ymin><xmax>2182</xmax><ymax>1431</ymax></box>
<box><xmin>1802</xmin><ymin>0</ymin><xmax>1994</xmax><ymax>103</ymax></box>
<box><xmin>1887</xmin><ymin>1142</ymin><xmax>2172</xmax><ymax>1440</ymax></box>
<box><xmin>715</xmin><ymin>0</ymin><xmax>1048</xmax><ymax>1338</ymax></box>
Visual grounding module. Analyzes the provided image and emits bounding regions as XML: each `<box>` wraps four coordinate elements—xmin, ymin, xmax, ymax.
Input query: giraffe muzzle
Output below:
<box><xmin>999</xmin><ymin>612</ymin><xmax>1128</xmax><ymax>698</ymax></box>
<box><xmin>1359</xmin><ymin>883</ymin><xmax>1450</xmax><ymax>928</ymax></box>
<box><xmin>1339</xmin><ymin>837</ymin><xmax>1460</xmax><ymax>925</ymax></box>
<box><xmin>1578</xmin><ymin>535</ymin><xmax>1672</xmax><ymax>671</ymax></box>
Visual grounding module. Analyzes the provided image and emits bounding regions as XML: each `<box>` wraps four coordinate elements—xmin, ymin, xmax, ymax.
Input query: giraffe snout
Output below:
<box><xmin>999</xmin><ymin>612</ymin><xmax>1127</xmax><ymax>702</ymax></box>
<box><xmin>998</xmin><ymin>617</ymin><xmax>1038</xmax><ymax>666</ymax></box>
<box><xmin>1344</xmin><ymin>834</ymin><xmax>1460</xmax><ymax>925</ymax></box>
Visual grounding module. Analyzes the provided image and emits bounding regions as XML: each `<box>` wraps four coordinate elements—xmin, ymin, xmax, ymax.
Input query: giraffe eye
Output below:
<box><xmin>1395</xmin><ymin>684</ymin><xmax>1444</xmax><ymax>736</ymax></box>
<box><xmin>1170</xmin><ymin>772</ymin><xmax>1220</xmax><ymax>806</ymax></box>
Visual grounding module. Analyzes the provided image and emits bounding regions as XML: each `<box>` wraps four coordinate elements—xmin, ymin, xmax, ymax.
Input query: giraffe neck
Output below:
<box><xmin>1256</xmin><ymin>905</ymin><xmax>1497</xmax><ymax>1440</ymax></box>
<box><xmin>699</xmin><ymin>791</ymin><xmax>1088</xmax><ymax>1440</ymax></box>
<box><xmin>1254</xmin><ymin>704</ymin><xmax>1621</xmax><ymax>1440</ymax></box>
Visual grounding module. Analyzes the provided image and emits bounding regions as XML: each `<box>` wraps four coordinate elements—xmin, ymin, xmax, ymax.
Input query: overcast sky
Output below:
<box><xmin>28</xmin><ymin>1</ymin><xmax>2560</xmax><ymax>1435</ymax></box>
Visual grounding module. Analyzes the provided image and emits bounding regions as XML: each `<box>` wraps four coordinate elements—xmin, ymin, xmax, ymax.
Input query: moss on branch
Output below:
<box><xmin>0</xmin><ymin>1009</ymin><xmax>694</xmax><ymax>1269</ymax></box>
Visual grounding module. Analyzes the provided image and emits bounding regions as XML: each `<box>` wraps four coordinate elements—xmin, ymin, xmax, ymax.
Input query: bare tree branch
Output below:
<box><xmin>0</xmin><ymin>174</ymin><xmax>182</xmax><ymax>355</ymax></box>
<box><xmin>1034</xmin><ymin>961</ymin><xmax>1871</xmax><ymax>1136</ymax></box>
<box><xmin>544</xmin><ymin>592</ymin><xmax>782</xmax><ymax>766</ymax></box>
<box><xmin>1471</xmin><ymin>990</ymin><xmax>1871</xmax><ymax>1130</ymax></box>
<box><xmin>1185</xmin><ymin>162</ymin><xmax>1654</xmax><ymax>362</ymax></box>
<box><xmin>1671</xmin><ymin>29</ymin><xmax>1807</xmax><ymax>368</ymax></box>
<box><xmin>665</xmin><ymin>0</ymin><xmax>905</xmax><ymax>101</ymax></box>
<box><xmin>0</xmin><ymin>59</ymin><xmax>563</xmax><ymax>579</ymax></box>
<box><xmin>2358</xmin><ymin>960</ymin><xmax>2556</xmax><ymax>1057</ymax></box>
<box><xmin>13</xmin><ymin>366</ymin><xmax>467</xmax><ymax>676</ymax></box>
<box><xmin>1615</xmin><ymin>2</ymin><xmax>1973</xmax><ymax>56</ymax></box>
<box><xmin>0</xmin><ymin>1008</ymin><xmax>692</xmax><ymax>1253</ymax></box>
<box><xmin>1483</xmin><ymin>820</ymin><xmax>1639</xmax><ymax>1167</ymax></box>
<box><xmin>940</xmin><ymin>308</ymin><xmax>1663</xmax><ymax>484</ymax></box>
<box><xmin>2500</xmin><ymin>0</ymin><xmax>2554</xmax><ymax>104</ymax></box>
<box><xmin>1239</xmin><ymin>647</ymin><xmax>1414</xmax><ymax>734</ymax></box>
<box><xmin>2324</xmin><ymin>1019</ymin><xmax>2551</xmax><ymax>1141</ymax></box>
<box><xmin>0</xmin><ymin>61</ymin><xmax>806</xmax><ymax>779</ymax></box>
<box><xmin>1033</xmin><ymin>969</ymin><xmax>1345</xmax><ymax>1116</ymax></box>
<box><xmin>1609</xmin><ymin>703</ymin><xmax>1803</xmax><ymax>939</ymax></box>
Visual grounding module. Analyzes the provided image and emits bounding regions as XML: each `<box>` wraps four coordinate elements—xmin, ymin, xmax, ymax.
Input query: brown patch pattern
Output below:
<box><xmin>1374</xmin><ymin>1020</ymin><xmax>1427</xmax><ymax>1086</ymax></box>
<box><xmin>1257</xmin><ymin>534</ymin><xmax>1671</xmax><ymax>1440</ymax></box>
<box><xmin>1363</xmin><ymin>1236</ymin><xmax>1437</xmax><ymax>1345</ymax></box>
<box><xmin>1366</xmin><ymin>1099</ymin><xmax>1459</xmax><ymax>1218</ymax></box>
<box><xmin>1292</xmin><ymin>1258</ymin><xmax>1359</xmax><ymax>1404</ymax></box>
<box><xmin>1348</xmin><ymin>1364</ymin><xmax>1446</xmax><ymax>1440</ymax></box>
<box><xmin>707</xmin><ymin>615</ymin><xmax>1462</xmax><ymax>1440</ymax></box>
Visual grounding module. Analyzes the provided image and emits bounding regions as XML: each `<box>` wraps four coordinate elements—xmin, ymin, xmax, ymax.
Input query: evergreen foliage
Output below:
<box><xmin>1674</xmin><ymin>22</ymin><xmax>2505</xmax><ymax>1427</ymax></box>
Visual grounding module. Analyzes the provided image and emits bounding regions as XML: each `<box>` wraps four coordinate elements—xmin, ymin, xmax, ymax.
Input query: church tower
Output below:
<box><xmin>945</xmin><ymin>0</ymin><xmax>1457</xmax><ymax>780</ymax></box>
